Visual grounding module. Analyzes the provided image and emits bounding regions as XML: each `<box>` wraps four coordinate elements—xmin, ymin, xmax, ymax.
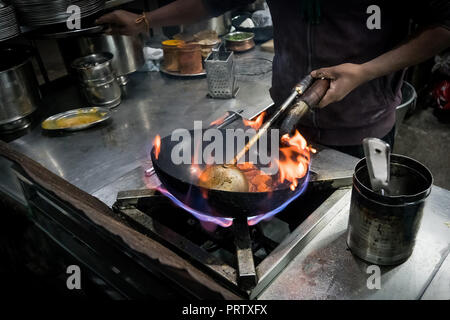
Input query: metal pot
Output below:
<box><xmin>181</xmin><ymin>13</ymin><xmax>231</xmax><ymax>36</ymax></box>
<box><xmin>59</xmin><ymin>34</ymin><xmax>145</xmax><ymax>86</ymax></box>
<box><xmin>72</xmin><ymin>52</ymin><xmax>121</xmax><ymax>109</ymax></box>
<box><xmin>347</xmin><ymin>154</ymin><xmax>433</xmax><ymax>265</ymax></box>
<box><xmin>0</xmin><ymin>46</ymin><xmax>41</xmax><ymax>132</ymax></box>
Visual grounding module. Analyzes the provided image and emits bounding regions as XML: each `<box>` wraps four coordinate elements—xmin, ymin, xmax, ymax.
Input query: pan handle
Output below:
<box><xmin>300</xmin><ymin>78</ymin><xmax>330</xmax><ymax>108</ymax></box>
<box><xmin>279</xmin><ymin>78</ymin><xmax>330</xmax><ymax>135</ymax></box>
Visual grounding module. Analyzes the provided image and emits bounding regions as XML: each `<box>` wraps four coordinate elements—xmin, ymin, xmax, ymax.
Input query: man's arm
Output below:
<box><xmin>96</xmin><ymin>0</ymin><xmax>209</xmax><ymax>35</ymax></box>
<box><xmin>311</xmin><ymin>26</ymin><xmax>450</xmax><ymax>108</ymax></box>
<box><xmin>96</xmin><ymin>0</ymin><xmax>255</xmax><ymax>36</ymax></box>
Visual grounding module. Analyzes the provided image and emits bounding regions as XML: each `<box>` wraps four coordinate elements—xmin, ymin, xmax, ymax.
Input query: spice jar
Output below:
<box><xmin>178</xmin><ymin>43</ymin><xmax>203</xmax><ymax>74</ymax></box>
<box><xmin>162</xmin><ymin>39</ymin><xmax>185</xmax><ymax>72</ymax></box>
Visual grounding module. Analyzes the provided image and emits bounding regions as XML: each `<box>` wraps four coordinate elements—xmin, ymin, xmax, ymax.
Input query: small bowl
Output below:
<box><xmin>223</xmin><ymin>32</ymin><xmax>255</xmax><ymax>52</ymax></box>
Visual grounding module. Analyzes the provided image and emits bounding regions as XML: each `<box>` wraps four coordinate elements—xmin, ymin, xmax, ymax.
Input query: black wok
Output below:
<box><xmin>151</xmin><ymin>128</ymin><xmax>309</xmax><ymax>219</ymax></box>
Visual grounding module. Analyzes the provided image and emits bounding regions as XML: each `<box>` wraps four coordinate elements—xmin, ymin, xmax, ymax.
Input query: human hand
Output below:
<box><xmin>310</xmin><ymin>63</ymin><xmax>368</xmax><ymax>108</ymax></box>
<box><xmin>96</xmin><ymin>10</ymin><xmax>148</xmax><ymax>36</ymax></box>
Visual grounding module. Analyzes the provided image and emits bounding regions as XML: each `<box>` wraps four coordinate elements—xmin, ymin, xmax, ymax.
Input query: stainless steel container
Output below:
<box><xmin>181</xmin><ymin>13</ymin><xmax>231</xmax><ymax>36</ymax></box>
<box><xmin>0</xmin><ymin>46</ymin><xmax>41</xmax><ymax>132</ymax></box>
<box><xmin>72</xmin><ymin>52</ymin><xmax>121</xmax><ymax>109</ymax></box>
<box><xmin>61</xmin><ymin>34</ymin><xmax>144</xmax><ymax>86</ymax></box>
<box><xmin>347</xmin><ymin>154</ymin><xmax>433</xmax><ymax>265</ymax></box>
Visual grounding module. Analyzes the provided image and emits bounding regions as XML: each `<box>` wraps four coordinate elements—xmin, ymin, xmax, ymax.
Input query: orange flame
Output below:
<box><xmin>152</xmin><ymin>127</ymin><xmax>313</xmax><ymax>196</ymax></box>
<box><xmin>243</xmin><ymin>112</ymin><xmax>266</xmax><ymax>130</ymax></box>
<box><xmin>153</xmin><ymin>135</ymin><xmax>161</xmax><ymax>159</ymax></box>
<box><xmin>276</xmin><ymin>130</ymin><xmax>312</xmax><ymax>191</ymax></box>
<box><xmin>210</xmin><ymin>112</ymin><xmax>229</xmax><ymax>126</ymax></box>
<box><xmin>237</xmin><ymin>162</ymin><xmax>272</xmax><ymax>192</ymax></box>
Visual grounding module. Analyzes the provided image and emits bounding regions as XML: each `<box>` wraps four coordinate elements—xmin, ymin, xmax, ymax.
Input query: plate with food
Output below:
<box><xmin>41</xmin><ymin>107</ymin><xmax>111</xmax><ymax>131</ymax></box>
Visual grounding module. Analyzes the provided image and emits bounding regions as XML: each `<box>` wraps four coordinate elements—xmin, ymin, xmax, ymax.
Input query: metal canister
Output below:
<box><xmin>0</xmin><ymin>46</ymin><xmax>41</xmax><ymax>132</ymax></box>
<box><xmin>58</xmin><ymin>34</ymin><xmax>145</xmax><ymax>89</ymax></box>
<box><xmin>162</xmin><ymin>39</ymin><xmax>185</xmax><ymax>72</ymax></box>
<box><xmin>177</xmin><ymin>43</ymin><xmax>203</xmax><ymax>75</ymax></box>
<box><xmin>347</xmin><ymin>154</ymin><xmax>433</xmax><ymax>265</ymax></box>
<box><xmin>71</xmin><ymin>52</ymin><xmax>121</xmax><ymax>109</ymax></box>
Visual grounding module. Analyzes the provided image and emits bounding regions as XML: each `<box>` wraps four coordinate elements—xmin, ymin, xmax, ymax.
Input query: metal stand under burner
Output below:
<box><xmin>233</xmin><ymin>217</ymin><xmax>258</xmax><ymax>290</ymax></box>
<box><xmin>113</xmin><ymin>187</ymin><xmax>350</xmax><ymax>298</ymax></box>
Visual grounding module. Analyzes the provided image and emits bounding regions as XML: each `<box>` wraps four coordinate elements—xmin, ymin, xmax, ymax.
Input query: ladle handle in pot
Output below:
<box><xmin>362</xmin><ymin>137</ymin><xmax>391</xmax><ymax>194</ymax></box>
<box><xmin>280</xmin><ymin>78</ymin><xmax>330</xmax><ymax>135</ymax></box>
<box><xmin>229</xmin><ymin>75</ymin><xmax>321</xmax><ymax>165</ymax></box>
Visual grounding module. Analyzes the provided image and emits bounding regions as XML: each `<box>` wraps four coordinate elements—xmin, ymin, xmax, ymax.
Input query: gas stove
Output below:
<box><xmin>112</xmin><ymin>183</ymin><xmax>346</xmax><ymax>299</ymax></box>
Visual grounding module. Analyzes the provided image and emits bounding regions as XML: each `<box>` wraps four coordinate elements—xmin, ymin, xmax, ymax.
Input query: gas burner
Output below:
<box><xmin>113</xmin><ymin>185</ymin><xmax>343</xmax><ymax>298</ymax></box>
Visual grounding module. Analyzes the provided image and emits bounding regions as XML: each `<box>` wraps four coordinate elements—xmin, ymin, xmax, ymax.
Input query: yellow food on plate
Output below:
<box><xmin>42</xmin><ymin>112</ymin><xmax>104</xmax><ymax>129</ymax></box>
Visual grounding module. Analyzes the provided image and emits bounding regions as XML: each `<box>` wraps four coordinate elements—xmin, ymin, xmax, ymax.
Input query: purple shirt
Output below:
<box><xmin>204</xmin><ymin>0</ymin><xmax>450</xmax><ymax>145</ymax></box>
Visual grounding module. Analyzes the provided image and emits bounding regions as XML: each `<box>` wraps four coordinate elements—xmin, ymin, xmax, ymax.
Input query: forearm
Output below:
<box><xmin>361</xmin><ymin>26</ymin><xmax>450</xmax><ymax>82</ymax></box>
<box><xmin>145</xmin><ymin>0</ymin><xmax>210</xmax><ymax>28</ymax></box>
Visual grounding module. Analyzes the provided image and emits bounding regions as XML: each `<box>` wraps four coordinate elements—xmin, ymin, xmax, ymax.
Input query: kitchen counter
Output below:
<box><xmin>3</xmin><ymin>47</ymin><xmax>275</xmax><ymax>203</ymax></box>
<box><xmin>0</xmin><ymin>46</ymin><xmax>449</xmax><ymax>300</ymax></box>
<box><xmin>259</xmin><ymin>186</ymin><xmax>450</xmax><ymax>300</ymax></box>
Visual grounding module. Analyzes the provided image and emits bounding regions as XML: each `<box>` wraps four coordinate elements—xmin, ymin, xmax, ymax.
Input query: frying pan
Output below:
<box><xmin>151</xmin><ymin>128</ymin><xmax>309</xmax><ymax>219</ymax></box>
<box><xmin>150</xmin><ymin>78</ymin><xmax>330</xmax><ymax>219</ymax></box>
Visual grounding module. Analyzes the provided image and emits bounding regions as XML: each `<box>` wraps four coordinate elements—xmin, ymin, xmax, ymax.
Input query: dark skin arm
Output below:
<box><xmin>95</xmin><ymin>0</ymin><xmax>209</xmax><ymax>35</ymax></box>
<box><xmin>311</xmin><ymin>26</ymin><xmax>450</xmax><ymax>107</ymax></box>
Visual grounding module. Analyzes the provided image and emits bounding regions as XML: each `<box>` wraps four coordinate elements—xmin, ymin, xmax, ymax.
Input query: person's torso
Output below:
<box><xmin>266</xmin><ymin>0</ymin><xmax>410</xmax><ymax>143</ymax></box>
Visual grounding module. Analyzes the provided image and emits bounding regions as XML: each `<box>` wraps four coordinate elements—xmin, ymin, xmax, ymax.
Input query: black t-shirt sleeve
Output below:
<box><xmin>412</xmin><ymin>0</ymin><xmax>450</xmax><ymax>30</ymax></box>
<box><xmin>202</xmin><ymin>0</ymin><xmax>257</xmax><ymax>17</ymax></box>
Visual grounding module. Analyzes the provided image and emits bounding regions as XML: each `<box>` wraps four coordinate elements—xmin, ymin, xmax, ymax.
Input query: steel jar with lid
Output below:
<box><xmin>347</xmin><ymin>154</ymin><xmax>433</xmax><ymax>265</ymax></box>
<box><xmin>71</xmin><ymin>52</ymin><xmax>121</xmax><ymax>109</ymax></box>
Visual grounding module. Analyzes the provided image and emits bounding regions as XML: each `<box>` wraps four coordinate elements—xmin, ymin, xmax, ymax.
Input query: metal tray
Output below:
<box><xmin>160</xmin><ymin>65</ymin><xmax>206</xmax><ymax>78</ymax></box>
<box><xmin>41</xmin><ymin>107</ymin><xmax>111</xmax><ymax>131</ymax></box>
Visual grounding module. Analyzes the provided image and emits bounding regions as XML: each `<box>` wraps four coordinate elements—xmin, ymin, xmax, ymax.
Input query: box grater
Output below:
<box><xmin>205</xmin><ymin>46</ymin><xmax>239</xmax><ymax>99</ymax></box>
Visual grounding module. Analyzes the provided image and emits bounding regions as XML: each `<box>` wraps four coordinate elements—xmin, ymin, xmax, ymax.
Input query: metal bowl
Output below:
<box><xmin>224</xmin><ymin>31</ymin><xmax>255</xmax><ymax>52</ymax></box>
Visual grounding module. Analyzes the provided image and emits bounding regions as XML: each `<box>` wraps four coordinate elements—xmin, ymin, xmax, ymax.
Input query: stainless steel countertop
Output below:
<box><xmin>259</xmin><ymin>185</ymin><xmax>450</xmax><ymax>300</ymax></box>
<box><xmin>2</xmin><ymin>46</ymin><xmax>449</xmax><ymax>300</ymax></box>
<box><xmin>8</xmin><ymin>47</ymin><xmax>274</xmax><ymax>199</ymax></box>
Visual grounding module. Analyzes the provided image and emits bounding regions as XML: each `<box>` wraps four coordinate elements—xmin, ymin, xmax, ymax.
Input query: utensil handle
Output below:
<box><xmin>300</xmin><ymin>78</ymin><xmax>330</xmax><ymax>107</ymax></box>
<box><xmin>231</xmin><ymin>90</ymin><xmax>298</xmax><ymax>164</ymax></box>
<box><xmin>214</xmin><ymin>110</ymin><xmax>243</xmax><ymax>129</ymax></box>
<box><xmin>363</xmin><ymin>138</ymin><xmax>391</xmax><ymax>193</ymax></box>
<box><xmin>279</xmin><ymin>78</ymin><xmax>330</xmax><ymax>135</ymax></box>
<box><xmin>230</xmin><ymin>75</ymin><xmax>316</xmax><ymax>164</ymax></box>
